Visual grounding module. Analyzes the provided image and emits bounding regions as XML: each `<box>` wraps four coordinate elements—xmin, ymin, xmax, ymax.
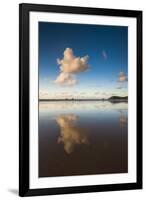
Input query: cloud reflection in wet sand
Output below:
<box><xmin>56</xmin><ymin>114</ymin><xmax>89</xmax><ymax>154</ymax></box>
<box><xmin>119</xmin><ymin>111</ymin><xmax>127</xmax><ymax>128</ymax></box>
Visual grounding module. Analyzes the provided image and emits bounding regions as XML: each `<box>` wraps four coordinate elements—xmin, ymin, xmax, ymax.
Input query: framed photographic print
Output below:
<box><xmin>19</xmin><ymin>3</ymin><xmax>142</xmax><ymax>197</ymax></box>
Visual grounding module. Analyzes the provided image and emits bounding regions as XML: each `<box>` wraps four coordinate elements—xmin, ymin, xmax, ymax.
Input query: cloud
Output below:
<box><xmin>57</xmin><ymin>48</ymin><xmax>89</xmax><ymax>73</ymax></box>
<box><xmin>116</xmin><ymin>86</ymin><xmax>123</xmax><ymax>89</ymax></box>
<box><xmin>118</xmin><ymin>72</ymin><xmax>127</xmax><ymax>82</ymax></box>
<box><xmin>55</xmin><ymin>48</ymin><xmax>89</xmax><ymax>86</ymax></box>
<box><xmin>95</xmin><ymin>92</ymin><xmax>99</xmax><ymax>95</ymax></box>
<box><xmin>54</xmin><ymin>72</ymin><xmax>77</xmax><ymax>86</ymax></box>
<box><xmin>94</xmin><ymin>91</ymin><xmax>108</xmax><ymax>97</ymax></box>
<box><xmin>101</xmin><ymin>92</ymin><xmax>108</xmax><ymax>96</ymax></box>
<box><xmin>102</xmin><ymin>50</ymin><xmax>108</xmax><ymax>60</ymax></box>
<box><xmin>56</xmin><ymin>114</ymin><xmax>89</xmax><ymax>154</ymax></box>
<box><xmin>39</xmin><ymin>91</ymin><xmax>48</xmax><ymax>99</ymax></box>
<box><xmin>116</xmin><ymin>72</ymin><xmax>128</xmax><ymax>90</ymax></box>
<box><xmin>61</xmin><ymin>92</ymin><xmax>69</xmax><ymax>95</ymax></box>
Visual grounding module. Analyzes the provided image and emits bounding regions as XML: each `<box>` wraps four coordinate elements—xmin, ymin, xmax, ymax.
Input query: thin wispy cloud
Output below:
<box><xmin>55</xmin><ymin>48</ymin><xmax>89</xmax><ymax>86</ymax></box>
<box><xmin>102</xmin><ymin>50</ymin><xmax>108</xmax><ymax>60</ymax></box>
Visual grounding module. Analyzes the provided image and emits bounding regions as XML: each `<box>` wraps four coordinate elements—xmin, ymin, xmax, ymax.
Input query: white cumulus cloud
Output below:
<box><xmin>55</xmin><ymin>48</ymin><xmax>89</xmax><ymax>86</ymax></box>
<box><xmin>54</xmin><ymin>72</ymin><xmax>77</xmax><ymax>86</ymax></box>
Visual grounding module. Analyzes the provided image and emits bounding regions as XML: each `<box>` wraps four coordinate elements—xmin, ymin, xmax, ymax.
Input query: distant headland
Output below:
<box><xmin>39</xmin><ymin>96</ymin><xmax>128</xmax><ymax>102</ymax></box>
<box><xmin>108</xmin><ymin>96</ymin><xmax>128</xmax><ymax>102</ymax></box>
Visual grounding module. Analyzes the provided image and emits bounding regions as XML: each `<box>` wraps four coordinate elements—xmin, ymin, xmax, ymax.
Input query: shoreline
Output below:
<box><xmin>39</xmin><ymin>99</ymin><xmax>128</xmax><ymax>102</ymax></box>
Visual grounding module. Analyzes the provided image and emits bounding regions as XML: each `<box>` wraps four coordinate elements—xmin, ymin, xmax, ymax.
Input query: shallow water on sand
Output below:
<box><xmin>39</xmin><ymin>101</ymin><xmax>128</xmax><ymax>177</ymax></box>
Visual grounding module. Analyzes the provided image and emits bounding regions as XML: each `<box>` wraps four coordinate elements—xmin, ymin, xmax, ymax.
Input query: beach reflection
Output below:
<box><xmin>39</xmin><ymin>100</ymin><xmax>128</xmax><ymax>112</ymax></box>
<box><xmin>39</xmin><ymin>101</ymin><xmax>128</xmax><ymax>177</ymax></box>
<box><xmin>56</xmin><ymin>114</ymin><xmax>89</xmax><ymax>154</ymax></box>
<box><xmin>119</xmin><ymin>111</ymin><xmax>127</xmax><ymax>128</ymax></box>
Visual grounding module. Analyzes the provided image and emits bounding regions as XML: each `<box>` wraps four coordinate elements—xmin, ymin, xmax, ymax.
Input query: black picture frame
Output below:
<box><xmin>19</xmin><ymin>3</ymin><xmax>143</xmax><ymax>197</ymax></box>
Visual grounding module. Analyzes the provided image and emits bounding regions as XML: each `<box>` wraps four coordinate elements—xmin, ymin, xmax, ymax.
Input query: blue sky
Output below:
<box><xmin>39</xmin><ymin>22</ymin><xmax>128</xmax><ymax>99</ymax></box>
